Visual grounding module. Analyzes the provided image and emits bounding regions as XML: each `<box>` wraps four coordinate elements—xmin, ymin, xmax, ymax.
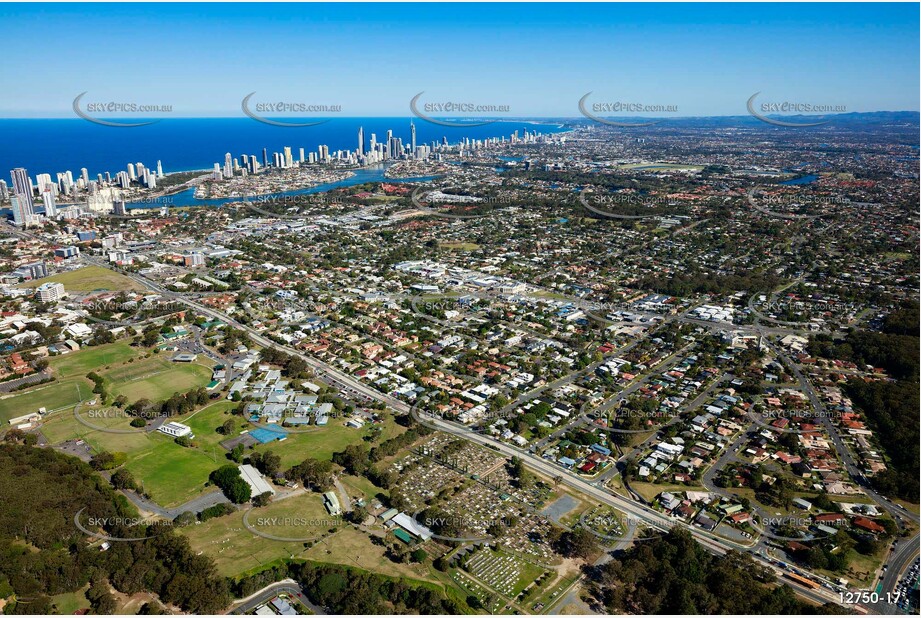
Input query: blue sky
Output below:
<box><xmin>1</xmin><ymin>3</ymin><xmax>917</xmax><ymax>117</ymax></box>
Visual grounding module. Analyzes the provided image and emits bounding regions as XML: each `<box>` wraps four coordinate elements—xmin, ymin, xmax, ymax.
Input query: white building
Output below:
<box><xmin>239</xmin><ymin>464</ymin><xmax>276</xmax><ymax>497</ymax></box>
<box><xmin>158</xmin><ymin>421</ymin><xmax>192</xmax><ymax>438</ymax></box>
<box><xmin>64</xmin><ymin>322</ymin><xmax>93</xmax><ymax>339</ymax></box>
<box><xmin>35</xmin><ymin>282</ymin><xmax>65</xmax><ymax>302</ymax></box>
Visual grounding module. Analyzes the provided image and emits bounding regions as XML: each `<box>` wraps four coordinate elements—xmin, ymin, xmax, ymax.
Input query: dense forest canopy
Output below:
<box><xmin>587</xmin><ymin>529</ymin><xmax>842</xmax><ymax>614</ymax></box>
<box><xmin>0</xmin><ymin>443</ymin><xmax>231</xmax><ymax>614</ymax></box>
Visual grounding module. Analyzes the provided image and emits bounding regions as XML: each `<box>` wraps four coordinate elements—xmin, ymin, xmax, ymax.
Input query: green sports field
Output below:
<box><xmin>0</xmin><ymin>378</ymin><xmax>94</xmax><ymax>423</ymax></box>
<box><xmin>50</xmin><ymin>341</ymin><xmax>138</xmax><ymax>378</ymax></box>
<box><xmin>123</xmin><ymin>435</ymin><xmax>223</xmax><ymax>506</ymax></box>
<box><xmin>105</xmin><ymin>355</ymin><xmax>214</xmax><ymax>402</ymax></box>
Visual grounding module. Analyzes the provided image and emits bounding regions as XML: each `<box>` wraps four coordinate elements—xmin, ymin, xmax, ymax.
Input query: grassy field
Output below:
<box><xmin>303</xmin><ymin>526</ymin><xmax>447</xmax><ymax>585</ymax></box>
<box><xmin>251</xmin><ymin>417</ymin><xmax>406</xmax><ymax>469</ymax></box>
<box><xmin>630</xmin><ymin>481</ymin><xmax>700</xmax><ymax>503</ymax></box>
<box><xmin>40</xmin><ymin>407</ymin><xmax>152</xmax><ymax>451</ymax></box>
<box><xmin>38</xmin><ymin>400</ymin><xmax>235</xmax><ymax>507</ymax></box>
<box><xmin>439</xmin><ymin>241</ymin><xmax>481</xmax><ymax>251</ymax></box>
<box><xmin>49</xmin><ymin>587</ymin><xmax>91</xmax><ymax>614</ymax></box>
<box><xmin>5</xmin><ymin>342</ymin><xmax>211</xmax><ymax>425</ymax></box>
<box><xmin>0</xmin><ymin>378</ymin><xmax>94</xmax><ymax>423</ymax></box>
<box><xmin>54</xmin><ymin>342</ymin><xmax>213</xmax><ymax>404</ymax></box>
<box><xmin>341</xmin><ymin>474</ymin><xmax>387</xmax><ymax>502</ymax></box>
<box><xmin>105</xmin><ymin>355</ymin><xmax>213</xmax><ymax>402</ymax></box>
<box><xmin>181</xmin><ymin>401</ymin><xmax>240</xmax><ymax>448</ymax></box>
<box><xmin>19</xmin><ymin>265</ymin><xmax>145</xmax><ymax>292</ymax></box>
<box><xmin>49</xmin><ymin>341</ymin><xmax>139</xmax><ymax>378</ymax></box>
<box><xmin>124</xmin><ymin>434</ymin><xmax>224</xmax><ymax>507</ymax></box>
<box><xmin>247</xmin><ymin>492</ymin><xmax>340</xmax><ymax>539</ymax></box>
<box><xmin>181</xmin><ymin>492</ymin><xmax>340</xmax><ymax>577</ymax></box>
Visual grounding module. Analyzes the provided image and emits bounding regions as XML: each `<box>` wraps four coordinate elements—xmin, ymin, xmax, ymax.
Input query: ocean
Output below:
<box><xmin>0</xmin><ymin>118</ymin><xmax>568</xmax><ymax>180</ymax></box>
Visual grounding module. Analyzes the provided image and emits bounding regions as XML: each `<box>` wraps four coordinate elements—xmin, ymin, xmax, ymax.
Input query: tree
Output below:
<box><xmin>110</xmin><ymin>468</ymin><xmax>136</xmax><ymax>490</ymax></box>
<box><xmin>87</xmin><ymin>579</ymin><xmax>117</xmax><ymax>615</ymax></box>
<box><xmin>348</xmin><ymin>505</ymin><xmax>368</xmax><ymax>525</ymax></box>
<box><xmin>172</xmin><ymin>511</ymin><xmax>196</xmax><ymax>527</ymax></box>
<box><xmin>141</xmin><ymin>329</ymin><xmax>160</xmax><ymax>347</ymax></box>
<box><xmin>220</xmin><ymin>419</ymin><xmax>236</xmax><ymax>435</ymax></box>
<box><xmin>253</xmin><ymin>451</ymin><xmax>281</xmax><ymax>477</ymax></box>
<box><xmin>411</xmin><ymin>548</ymin><xmax>428</xmax><ymax>563</ymax></box>
<box><xmin>229</xmin><ymin>443</ymin><xmax>245</xmax><ymax>463</ymax></box>
<box><xmin>288</xmin><ymin>458</ymin><xmax>335</xmax><ymax>491</ymax></box>
<box><xmin>332</xmin><ymin>444</ymin><xmax>370</xmax><ymax>475</ymax></box>
<box><xmin>138</xmin><ymin>602</ymin><xmax>166</xmax><ymax>615</ymax></box>
<box><xmin>252</xmin><ymin>491</ymin><xmax>273</xmax><ymax>507</ymax></box>
<box><xmin>556</xmin><ymin>527</ymin><xmax>600</xmax><ymax>559</ymax></box>
<box><xmin>210</xmin><ymin>465</ymin><xmax>252</xmax><ymax>503</ymax></box>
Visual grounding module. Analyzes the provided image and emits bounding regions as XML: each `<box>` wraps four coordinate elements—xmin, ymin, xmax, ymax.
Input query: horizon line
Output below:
<box><xmin>1</xmin><ymin>111</ymin><xmax>919</xmax><ymax>121</ymax></box>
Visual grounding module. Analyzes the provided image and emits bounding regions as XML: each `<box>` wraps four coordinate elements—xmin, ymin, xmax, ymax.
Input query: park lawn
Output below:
<box><xmin>630</xmin><ymin>481</ymin><xmax>701</xmax><ymax>503</ymax></box>
<box><xmin>106</xmin><ymin>356</ymin><xmax>213</xmax><ymax>403</ymax></box>
<box><xmin>49</xmin><ymin>341</ymin><xmax>139</xmax><ymax>378</ymax></box>
<box><xmin>247</xmin><ymin>492</ymin><xmax>340</xmax><ymax>539</ymax></box>
<box><xmin>50</xmin><ymin>587</ymin><xmax>91</xmax><ymax>614</ymax></box>
<box><xmin>341</xmin><ymin>474</ymin><xmax>387</xmax><ymax>502</ymax></box>
<box><xmin>818</xmin><ymin>546</ymin><xmax>886</xmax><ymax>589</ymax></box>
<box><xmin>252</xmin><ymin>417</ymin><xmax>406</xmax><ymax>469</ymax></box>
<box><xmin>303</xmin><ymin>526</ymin><xmax>445</xmax><ymax>585</ymax></box>
<box><xmin>19</xmin><ymin>265</ymin><xmax>145</xmax><ymax>292</ymax></box>
<box><xmin>38</xmin><ymin>400</ymin><xmax>148</xmax><ymax>446</ymax></box>
<box><xmin>0</xmin><ymin>377</ymin><xmax>94</xmax><ymax>423</ymax></box>
<box><xmin>176</xmin><ymin>401</ymin><xmax>240</xmax><ymax>449</ymax></box>
<box><xmin>123</xmin><ymin>436</ymin><xmax>223</xmax><ymax>507</ymax></box>
<box><xmin>180</xmin><ymin>506</ymin><xmax>323</xmax><ymax>578</ymax></box>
